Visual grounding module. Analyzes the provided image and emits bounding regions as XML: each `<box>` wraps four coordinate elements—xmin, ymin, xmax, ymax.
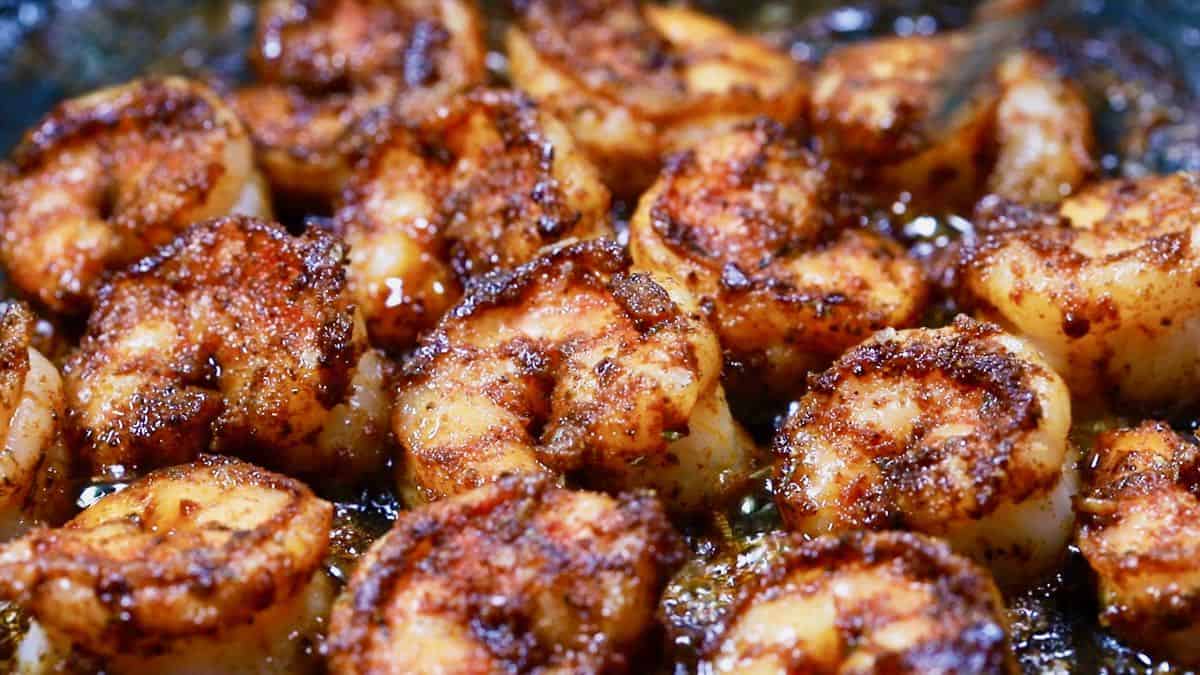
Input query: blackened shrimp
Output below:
<box><xmin>327</xmin><ymin>475</ymin><xmax>682</xmax><ymax>674</ymax></box>
<box><xmin>812</xmin><ymin>35</ymin><xmax>1093</xmax><ymax>213</ymax></box>
<box><xmin>0</xmin><ymin>303</ymin><xmax>71</xmax><ymax>541</ymax></box>
<box><xmin>773</xmin><ymin>317</ymin><xmax>1076</xmax><ymax>587</ymax></box>
<box><xmin>63</xmin><ymin>215</ymin><xmax>392</xmax><ymax>482</ymax></box>
<box><xmin>394</xmin><ymin>239</ymin><xmax>758</xmax><ymax>511</ymax></box>
<box><xmin>960</xmin><ymin>173</ymin><xmax>1200</xmax><ymax>411</ymax></box>
<box><xmin>235</xmin><ymin>0</ymin><xmax>486</xmax><ymax>205</ymax></box>
<box><xmin>335</xmin><ymin>88</ymin><xmax>612</xmax><ymax>351</ymax></box>
<box><xmin>0</xmin><ymin>455</ymin><xmax>334</xmax><ymax>674</ymax></box>
<box><xmin>0</xmin><ymin>77</ymin><xmax>270</xmax><ymax>315</ymax></box>
<box><xmin>1076</xmin><ymin>422</ymin><xmax>1200</xmax><ymax>665</ymax></box>
<box><xmin>659</xmin><ymin>531</ymin><xmax>1014</xmax><ymax>674</ymax></box>
<box><xmin>629</xmin><ymin>120</ymin><xmax>928</xmax><ymax>401</ymax></box>
<box><xmin>506</xmin><ymin>0</ymin><xmax>808</xmax><ymax>196</ymax></box>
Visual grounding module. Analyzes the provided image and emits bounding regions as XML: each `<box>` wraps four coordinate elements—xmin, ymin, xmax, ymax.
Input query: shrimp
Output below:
<box><xmin>659</xmin><ymin>531</ymin><xmax>1015</xmax><ymax>674</ymax></box>
<box><xmin>327</xmin><ymin>474</ymin><xmax>683</xmax><ymax>675</ymax></box>
<box><xmin>235</xmin><ymin>0</ymin><xmax>486</xmax><ymax>205</ymax></box>
<box><xmin>629</xmin><ymin>119</ymin><xmax>928</xmax><ymax>401</ymax></box>
<box><xmin>1075</xmin><ymin>422</ymin><xmax>1200</xmax><ymax>665</ymax></box>
<box><xmin>394</xmin><ymin>238</ymin><xmax>759</xmax><ymax>512</ymax></box>
<box><xmin>62</xmin><ymin>215</ymin><xmax>393</xmax><ymax>483</ymax></box>
<box><xmin>811</xmin><ymin>35</ymin><xmax>1093</xmax><ymax>213</ymax></box>
<box><xmin>335</xmin><ymin>88</ymin><xmax>612</xmax><ymax>351</ymax></box>
<box><xmin>506</xmin><ymin>0</ymin><xmax>808</xmax><ymax>196</ymax></box>
<box><xmin>0</xmin><ymin>303</ymin><xmax>71</xmax><ymax>541</ymax></box>
<box><xmin>0</xmin><ymin>455</ymin><xmax>334</xmax><ymax>674</ymax></box>
<box><xmin>773</xmin><ymin>316</ymin><xmax>1076</xmax><ymax>588</ymax></box>
<box><xmin>960</xmin><ymin>173</ymin><xmax>1200</xmax><ymax>412</ymax></box>
<box><xmin>0</xmin><ymin>77</ymin><xmax>271</xmax><ymax>315</ymax></box>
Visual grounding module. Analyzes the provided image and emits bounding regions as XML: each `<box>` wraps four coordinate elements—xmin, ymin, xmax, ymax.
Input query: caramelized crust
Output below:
<box><xmin>660</xmin><ymin>531</ymin><xmax>1014</xmax><ymax>674</ymax></box>
<box><xmin>63</xmin><ymin>216</ymin><xmax>367</xmax><ymax>479</ymax></box>
<box><xmin>0</xmin><ymin>455</ymin><xmax>332</xmax><ymax>657</ymax></box>
<box><xmin>394</xmin><ymin>238</ymin><xmax>758</xmax><ymax>511</ymax></box>
<box><xmin>328</xmin><ymin>475</ymin><xmax>682</xmax><ymax>674</ymax></box>
<box><xmin>1077</xmin><ymin>422</ymin><xmax>1200</xmax><ymax>664</ymax></box>
<box><xmin>507</xmin><ymin>0</ymin><xmax>808</xmax><ymax>196</ymax></box>
<box><xmin>629</xmin><ymin>119</ymin><xmax>928</xmax><ymax>400</ymax></box>
<box><xmin>237</xmin><ymin>0</ymin><xmax>486</xmax><ymax>204</ymax></box>
<box><xmin>1</xmin><ymin>77</ymin><xmax>267</xmax><ymax>314</ymax></box>
<box><xmin>960</xmin><ymin>173</ymin><xmax>1200</xmax><ymax>411</ymax></box>
<box><xmin>335</xmin><ymin>88</ymin><xmax>612</xmax><ymax>350</ymax></box>
<box><xmin>774</xmin><ymin>316</ymin><xmax>1075</xmax><ymax>587</ymax></box>
<box><xmin>812</xmin><ymin>35</ymin><xmax>1092</xmax><ymax>211</ymax></box>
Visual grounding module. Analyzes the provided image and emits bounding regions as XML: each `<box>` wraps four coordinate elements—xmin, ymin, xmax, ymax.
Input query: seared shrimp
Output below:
<box><xmin>960</xmin><ymin>173</ymin><xmax>1200</xmax><ymax>411</ymax></box>
<box><xmin>0</xmin><ymin>303</ymin><xmax>71</xmax><ymax>541</ymax></box>
<box><xmin>1075</xmin><ymin>422</ymin><xmax>1200</xmax><ymax>665</ymax></box>
<box><xmin>660</xmin><ymin>531</ymin><xmax>1014</xmax><ymax>674</ymax></box>
<box><xmin>394</xmin><ymin>238</ymin><xmax>758</xmax><ymax>511</ymax></box>
<box><xmin>629</xmin><ymin>120</ymin><xmax>928</xmax><ymax>400</ymax></box>
<box><xmin>336</xmin><ymin>88</ymin><xmax>612</xmax><ymax>351</ymax></box>
<box><xmin>0</xmin><ymin>77</ymin><xmax>270</xmax><ymax>315</ymax></box>
<box><xmin>235</xmin><ymin>0</ymin><xmax>486</xmax><ymax>204</ymax></box>
<box><xmin>507</xmin><ymin>0</ymin><xmax>808</xmax><ymax>196</ymax></box>
<box><xmin>63</xmin><ymin>215</ymin><xmax>392</xmax><ymax>482</ymax></box>
<box><xmin>328</xmin><ymin>475</ymin><xmax>682</xmax><ymax>674</ymax></box>
<box><xmin>773</xmin><ymin>317</ymin><xmax>1076</xmax><ymax>587</ymax></box>
<box><xmin>0</xmin><ymin>455</ymin><xmax>333</xmax><ymax>674</ymax></box>
<box><xmin>812</xmin><ymin>35</ymin><xmax>1092</xmax><ymax>212</ymax></box>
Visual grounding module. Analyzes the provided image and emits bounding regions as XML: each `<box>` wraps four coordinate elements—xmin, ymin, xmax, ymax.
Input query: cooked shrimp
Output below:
<box><xmin>660</xmin><ymin>531</ymin><xmax>1015</xmax><ymax>674</ymax></box>
<box><xmin>0</xmin><ymin>77</ymin><xmax>270</xmax><ymax>315</ymax></box>
<box><xmin>235</xmin><ymin>0</ymin><xmax>486</xmax><ymax>205</ymax></box>
<box><xmin>336</xmin><ymin>88</ymin><xmax>612</xmax><ymax>351</ymax></box>
<box><xmin>629</xmin><ymin>119</ymin><xmax>928</xmax><ymax>401</ymax></box>
<box><xmin>1075</xmin><ymin>422</ymin><xmax>1200</xmax><ymax>665</ymax></box>
<box><xmin>327</xmin><ymin>474</ymin><xmax>682</xmax><ymax>675</ymax></box>
<box><xmin>394</xmin><ymin>238</ymin><xmax>759</xmax><ymax>511</ymax></box>
<box><xmin>960</xmin><ymin>173</ymin><xmax>1200</xmax><ymax>411</ymax></box>
<box><xmin>811</xmin><ymin>35</ymin><xmax>1092</xmax><ymax>212</ymax></box>
<box><xmin>0</xmin><ymin>455</ymin><xmax>333</xmax><ymax>674</ymax></box>
<box><xmin>506</xmin><ymin>0</ymin><xmax>808</xmax><ymax>196</ymax></box>
<box><xmin>63</xmin><ymin>215</ymin><xmax>392</xmax><ymax>482</ymax></box>
<box><xmin>773</xmin><ymin>317</ymin><xmax>1076</xmax><ymax>588</ymax></box>
<box><xmin>0</xmin><ymin>303</ymin><xmax>71</xmax><ymax>541</ymax></box>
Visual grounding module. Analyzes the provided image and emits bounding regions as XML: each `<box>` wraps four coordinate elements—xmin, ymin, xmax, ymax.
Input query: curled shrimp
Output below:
<box><xmin>335</xmin><ymin>88</ymin><xmax>612</xmax><ymax>351</ymax></box>
<box><xmin>0</xmin><ymin>77</ymin><xmax>270</xmax><ymax>315</ymax></box>
<box><xmin>506</xmin><ymin>0</ymin><xmax>808</xmax><ymax>196</ymax></box>
<box><xmin>660</xmin><ymin>531</ymin><xmax>1014</xmax><ymax>674</ymax></box>
<box><xmin>0</xmin><ymin>303</ymin><xmax>71</xmax><ymax>541</ymax></box>
<box><xmin>812</xmin><ymin>35</ymin><xmax>1093</xmax><ymax>212</ymax></box>
<box><xmin>235</xmin><ymin>0</ymin><xmax>487</xmax><ymax>205</ymax></box>
<box><xmin>327</xmin><ymin>474</ymin><xmax>682</xmax><ymax>675</ymax></box>
<box><xmin>629</xmin><ymin>119</ymin><xmax>928</xmax><ymax>401</ymax></box>
<box><xmin>0</xmin><ymin>455</ymin><xmax>334</xmax><ymax>674</ymax></box>
<box><xmin>63</xmin><ymin>215</ymin><xmax>392</xmax><ymax>483</ymax></box>
<box><xmin>773</xmin><ymin>316</ymin><xmax>1076</xmax><ymax>588</ymax></box>
<box><xmin>394</xmin><ymin>238</ymin><xmax>759</xmax><ymax>511</ymax></box>
<box><xmin>1076</xmin><ymin>422</ymin><xmax>1200</xmax><ymax>665</ymax></box>
<box><xmin>960</xmin><ymin>173</ymin><xmax>1200</xmax><ymax>412</ymax></box>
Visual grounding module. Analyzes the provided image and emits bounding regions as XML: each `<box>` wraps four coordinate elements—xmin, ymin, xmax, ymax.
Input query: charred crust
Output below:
<box><xmin>778</xmin><ymin>316</ymin><xmax>1052</xmax><ymax>524</ymax></box>
<box><xmin>1077</xmin><ymin>423</ymin><xmax>1200</xmax><ymax>645</ymax></box>
<box><xmin>0</xmin><ymin>455</ymin><xmax>331</xmax><ymax>653</ymax></box>
<box><xmin>253</xmin><ymin>0</ymin><xmax>470</xmax><ymax>93</ymax></box>
<box><xmin>402</xmin><ymin>238</ymin><xmax>685</xmax><ymax>384</ymax></box>
<box><xmin>512</xmin><ymin>0</ymin><xmax>685</xmax><ymax>108</ymax></box>
<box><xmin>65</xmin><ymin>216</ymin><xmax>361</xmax><ymax>474</ymax></box>
<box><xmin>11</xmin><ymin>78</ymin><xmax>232</xmax><ymax>173</ymax></box>
<box><xmin>667</xmin><ymin>531</ymin><xmax>1010</xmax><ymax>672</ymax></box>
<box><xmin>329</xmin><ymin>475</ymin><xmax>683</xmax><ymax>673</ymax></box>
